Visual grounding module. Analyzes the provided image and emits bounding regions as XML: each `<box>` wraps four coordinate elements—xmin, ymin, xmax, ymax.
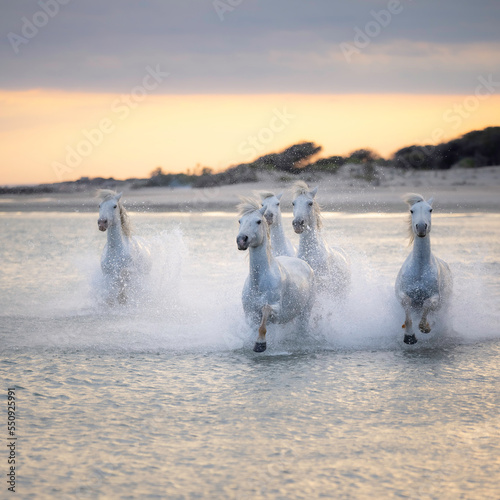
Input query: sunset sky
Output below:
<box><xmin>1</xmin><ymin>0</ymin><xmax>500</xmax><ymax>185</ymax></box>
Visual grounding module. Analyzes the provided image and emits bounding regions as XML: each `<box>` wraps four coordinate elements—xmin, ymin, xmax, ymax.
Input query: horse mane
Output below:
<box><xmin>402</xmin><ymin>192</ymin><xmax>425</xmax><ymax>245</ymax></box>
<box><xmin>97</xmin><ymin>189</ymin><xmax>132</xmax><ymax>238</ymax></box>
<box><xmin>237</xmin><ymin>196</ymin><xmax>272</xmax><ymax>259</ymax></box>
<box><xmin>258</xmin><ymin>191</ymin><xmax>276</xmax><ymax>201</ymax></box>
<box><xmin>237</xmin><ymin>196</ymin><xmax>262</xmax><ymax>217</ymax></box>
<box><xmin>291</xmin><ymin>180</ymin><xmax>309</xmax><ymax>197</ymax></box>
<box><xmin>402</xmin><ymin>192</ymin><xmax>425</xmax><ymax>207</ymax></box>
<box><xmin>291</xmin><ymin>181</ymin><xmax>323</xmax><ymax>230</ymax></box>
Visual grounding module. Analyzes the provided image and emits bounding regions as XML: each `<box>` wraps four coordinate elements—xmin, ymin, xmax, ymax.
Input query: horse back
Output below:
<box><xmin>276</xmin><ymin>256</ymin><xmax>315</xmax><ymax>321</ymax></box>
<box><xmin>276</xmin><ymin>256</ymin><xmax>314</xmax><ymax>286</ymax></box>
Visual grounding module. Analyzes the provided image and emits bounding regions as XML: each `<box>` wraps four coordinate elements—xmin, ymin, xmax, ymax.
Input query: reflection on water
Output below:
<box><xmin>1</xmin><ymin>211</ymin><xmax>499</xmax><ymax>498</ymax></box>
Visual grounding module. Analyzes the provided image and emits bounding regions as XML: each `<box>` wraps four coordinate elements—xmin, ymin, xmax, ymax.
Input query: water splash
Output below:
<box><xmin>1</xmin><ymin>213</ymin><xmax>499</xmax><ymax>354</ymax></box>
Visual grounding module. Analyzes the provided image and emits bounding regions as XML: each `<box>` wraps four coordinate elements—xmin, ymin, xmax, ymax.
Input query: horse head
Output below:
<box><xmin>292</xmin><ymin>185</ymin><xmax>319</xmax><ymax>234</ymax></box>
<box><xmin>405</xmin><ymin>193</ymin><xmax>433</xmax><ymax>239</ymax></box>
<box><xmin>260</xmin><ymin>192</ymin><xmax>283</xmax><ymax>227</ymax></box>
<box><xmin>98</xmin><ymin>192</ymin><xmax>123</xmax><ymax>232</ymax></box>
<box><xmin>237</xmin><ymin>198</ymin><xmax>267</xmax><ymax>251</ymax></box>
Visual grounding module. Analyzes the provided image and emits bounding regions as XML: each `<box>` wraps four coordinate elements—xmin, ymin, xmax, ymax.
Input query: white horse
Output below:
<box><xmin>258</xmin><ymin>191</ymin><xmax>296</xmax><ymax>257</ymax></box>
<box><xmin>291</xmin><ymin>181</ymin><xmax>350</xmax><ymax>294</ymax></box>
<box><xmin>395</xmin><ymin>193</ymin><xmax>453</xmax><ymax>344</ymax></box>
<box><xmin>237</xmin><ymin>197</ymin><xmax>315</xmax><ymax>352</ymax></box>
<box><xmin>97</xmin><ymin>190</ymin><xmax>152</xmax><ymax>304</ymax></box>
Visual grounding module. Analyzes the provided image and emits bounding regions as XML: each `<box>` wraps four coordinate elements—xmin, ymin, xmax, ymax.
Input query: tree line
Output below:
<box><xmin>2</xmin><ymin>126</ymin><xmax>498</xmax><ymax>193</ymax></box>
<box><xmin>146</xmin><ymin>126</ymin><xmax>500</xmax><ymax>188</ymax></box>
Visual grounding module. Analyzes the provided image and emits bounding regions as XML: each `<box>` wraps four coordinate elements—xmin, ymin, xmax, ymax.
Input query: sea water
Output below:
<box><xmin>1</xmin><ymin>210</ymin><xmax>499</xmax><ymax>499</ymax></box>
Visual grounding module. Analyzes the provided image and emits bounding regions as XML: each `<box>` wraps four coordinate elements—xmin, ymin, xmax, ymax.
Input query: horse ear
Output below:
<box><xmin>259</xmin><ymin>206</ymin><xmax>266</xmax><ymax>215</ymax></box>
<box><xmin>310</xmin><ymin>187</ymin><xmax>318</xmax><ymax>198</ymax></box>
<box><xmin>427</xmin><ymin>197</ymin><xmax>434</xmax><ymax>207</ymax></box>
<box><xmin>115</xmin><ymin>192</ymin><xmax>123</xmax><ymax>201</ymax></box>
<box><xmin>276</xmin><ymin>193</ymin><xmax>283</xmax><ymax>201</ymax></box>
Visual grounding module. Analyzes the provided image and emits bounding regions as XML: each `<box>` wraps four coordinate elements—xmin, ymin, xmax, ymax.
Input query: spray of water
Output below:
<box><xmin>4</xmin><ymin>213</ymin><xmax>499</xmax><ymax>354</ymax></box>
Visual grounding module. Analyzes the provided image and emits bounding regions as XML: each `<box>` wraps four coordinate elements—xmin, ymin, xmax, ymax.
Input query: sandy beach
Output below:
<box><xmin>1</xmin><ymin>164</ymin><xmax>499</xmax><ymax>213</ymax></box>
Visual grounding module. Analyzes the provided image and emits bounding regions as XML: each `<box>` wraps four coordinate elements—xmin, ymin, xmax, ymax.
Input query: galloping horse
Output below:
<box><xmin>259</xmin><ymin>191</ymin><xmax>296</xmax><ymax>257</ymax></box>
<box><xmin>395</xmin><ymin>193</ymin><xmax>453</xmax><ymax>344</ymax></box>
<box><xmin>97</xmin><ymin>190</ymin><xmax>152</xmax><ymax>304</ymax></box>
<box><xmin>236</xmin><ymin>197</ymin><xmax>315</xmax><ymax>352</ymax></box>
<box><xmin>291</xmin><ymin>181</ymin><xmax>350</xmax><ymax>294</ymax></box>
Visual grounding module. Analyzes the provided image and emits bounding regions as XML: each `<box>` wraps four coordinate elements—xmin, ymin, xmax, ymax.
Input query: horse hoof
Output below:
<box><xmin>253</xmin><ymin>342</ymin><xmax>267</xmax><ymax>353</ymax></box>
<box><xmin>419</xmin><ymin>324</ymin><xmax>431</xmax><ymax>334</ymax></box>
<box><xmin>404</xmin><ymin>334</ymin><xmax>417</xmax><ymax>345</ymax></box>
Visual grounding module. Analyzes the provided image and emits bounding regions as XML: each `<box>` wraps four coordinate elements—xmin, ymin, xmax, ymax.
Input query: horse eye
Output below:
<box><xmin>410</xmin><ymin>210</ymin><xmax>414</xmax><ymax>214</ymax></box>
<box><xmin>276</xmin><ymin>202</ymin><xmax>280</xmax><ymax>206</ymax></box>
<box><xmin>292</xmin><ymin>202</ymin><xmax>295</xmax><ymax>206</ymax></box>
<box><xmin>308</xmin><ymin>201</ymin><xmax>313</xmax><ymax>206</ymax></box>
<box><xmin>429</xmin><ymin>209</ymin><xmax>433</xmax><ymax>213</ymax></box>
<box><xmin>238</xmin><ymin>219</ymin><xmax>241</xmax><ymax>224</ymax></box>
<box><xmin>113</xmin><ymin>205</ymin><xmax>117</xmax><ymax>209</ymax></box>
<box><xmin>257</xmin><ymin>220</ymin><xmax>262</xmax><ymax>225</ymax></box>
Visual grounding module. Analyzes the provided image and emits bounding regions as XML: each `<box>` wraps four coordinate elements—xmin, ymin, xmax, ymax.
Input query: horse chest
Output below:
<box><xmin>102</xmin><ymin>245</ymin><xmax>132</xmax><ymax>274</ymax></box>
<box><xmin>402</xmin><ymin>266</ymin><xmax>439</xmax><ymax>304</ymax></box>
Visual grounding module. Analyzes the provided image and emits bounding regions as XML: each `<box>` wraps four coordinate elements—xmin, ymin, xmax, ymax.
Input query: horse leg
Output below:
<box><xmin>419</xmin><ymin>294</ymin><xmax>439</xmax><ymax>333</ymax></box>
<box><xmin>118</xmin><ymin>269</ymin><xmax>130</xmax><ymax>305</ymax></box>
<box><xmin>254</xmin><ymin>305</ymin><xmax>272</xmax><ymax>353</ymax></box>
<box><xmin>399</xmin><ymin>293</ymin><xmax>417</xmax><ymax>345</ymax></box>
<box><xmin>297</xmin><ymin>291</ymin><xmax>315</xmax><ymax>337</ymax></box>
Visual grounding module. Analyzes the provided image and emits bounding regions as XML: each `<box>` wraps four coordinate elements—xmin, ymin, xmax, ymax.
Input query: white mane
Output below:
<box><xmin>402</xmin><ymin>192</ymin><xmax>425</xmax><ymax>207</ymax></box>
<box><xmin>237</xmin><ymin>196</ymin><xmax>262</xmax><ymax>217</ymax></box>
<box><xmin>258</xmin><ymin>191</ymin><xmax>276</xmax><ymax>201</ymax></box>
<box><xmin>97</xmin><ymin>189</ymin><xmax>131</xmax><ymax>237</ymax></box>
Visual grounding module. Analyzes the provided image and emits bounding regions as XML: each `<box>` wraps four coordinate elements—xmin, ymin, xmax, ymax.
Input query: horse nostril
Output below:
<box><xmin>243</xmin><ymin>235</ymin><xmax>248</xmax><ymax>242</ymax></box>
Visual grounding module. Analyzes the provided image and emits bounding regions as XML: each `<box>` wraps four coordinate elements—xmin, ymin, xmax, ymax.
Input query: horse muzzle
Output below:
<box><xmin>264</xmin><ymin>212</ymin><xmax>274</xmax><ymax>225</ymax></box>
<box><xmin>415</xmin><ymin>223</ymin><xmax>427</xmax><ymax>238</ymax></box>
<box><xmin>98</xmin><ymin>219</ymin><xmax>108</xmax><ymax>231</ymax></box>
<box><xmin>236</xmin><ymin>235</ymin><xmax>249</xmax><ymax>251</ymax></box>
<box><xmin>292</xmin><ymin>219</ymin><xmax>305</xmax><ymax>234</ymax></box>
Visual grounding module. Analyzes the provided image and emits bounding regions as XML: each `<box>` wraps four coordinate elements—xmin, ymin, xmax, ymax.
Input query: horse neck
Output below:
<box><xmin>248</xmin><ymin>232</ymin><xmax>275</xmax><ymax>282</ymax></box>
<box><xmin>269</xmin><ymin>214</ymin><xmax>287</xmax><ymax>248</ymax></box>
<box><xmin>299</xmin><ymin>224</ymin><xmax>324</xmax><ymax>255</ymax></box>
<box><xmin>107</xmin><ymin>220</ymin><xmax>127</xmax><ymax>251</ymax></box>
<box><xmin>411</xmin><ymin>233</ymin><xmax>432</xmax><ymax>268</ymax></box>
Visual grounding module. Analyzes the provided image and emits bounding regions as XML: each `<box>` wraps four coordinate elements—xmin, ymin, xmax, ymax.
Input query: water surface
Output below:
<box><xmin>1</xmin><ymin>211</ymin><xmax>499</xmax><ymax>499</ymax></box>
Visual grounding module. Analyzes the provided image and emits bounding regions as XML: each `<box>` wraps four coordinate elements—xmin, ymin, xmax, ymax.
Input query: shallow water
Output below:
<box><xmin>1</xmin><ymin>210</ymin><xmax>499</xmax><ymax>499</ymax></box>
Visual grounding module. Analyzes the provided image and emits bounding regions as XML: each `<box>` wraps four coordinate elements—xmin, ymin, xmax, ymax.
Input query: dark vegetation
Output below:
<box><xmin>1</xmin><ymin>127</ymin><xmax>499</xmax><ymax>194</ymax></box>
<box><xmin>144</xmin><ymin>126</ymin><xmax>499</xmax><ymax>189</ymax></box>
<box><xmin>392</xmin><ymin>127</ymin><xmax>500</xmax><ymax>170</ymax></box>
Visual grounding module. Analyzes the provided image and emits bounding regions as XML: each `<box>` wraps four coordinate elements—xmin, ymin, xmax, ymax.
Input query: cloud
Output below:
<box><xmin>0</xmin><ymin>0</ymin><xmax>499</xmax><ymax>93</ymax></box>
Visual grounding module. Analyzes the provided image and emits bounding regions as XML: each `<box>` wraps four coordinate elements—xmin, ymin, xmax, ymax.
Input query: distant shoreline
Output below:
<box><xmin>1</xmin><ymin>165</ymin><xmax>499</xmax><ymax>214</ymax></box>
